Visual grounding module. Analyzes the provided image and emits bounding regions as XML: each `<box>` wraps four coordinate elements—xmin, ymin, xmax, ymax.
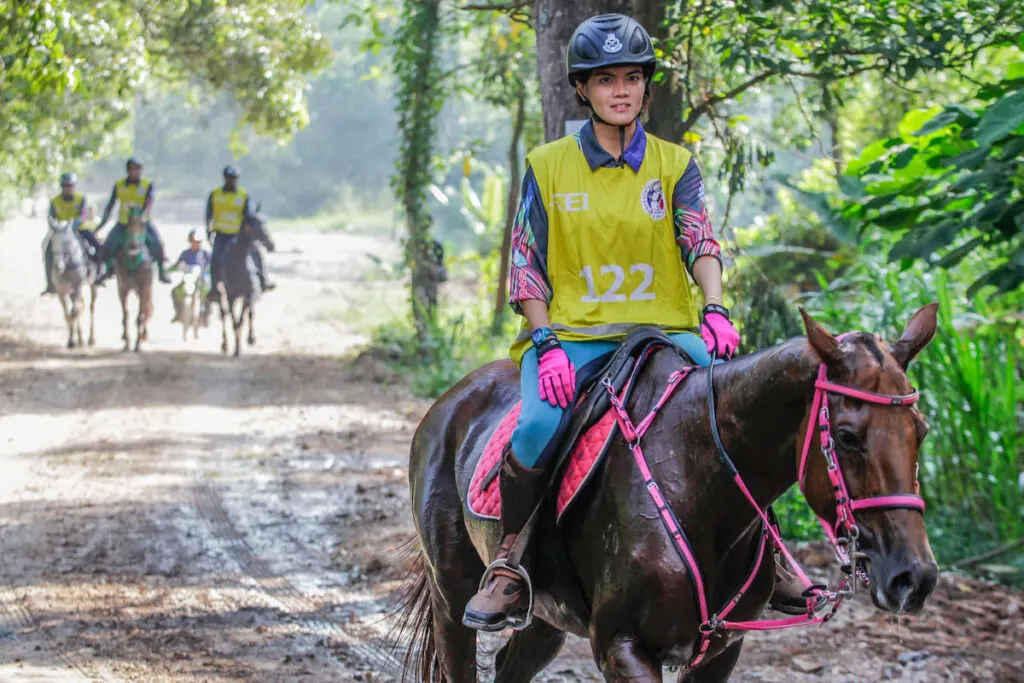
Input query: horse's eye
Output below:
<box><xmin>834</xmin><ymin>428</ymin><xmax>862</xmax><ymax>452</ymax></box>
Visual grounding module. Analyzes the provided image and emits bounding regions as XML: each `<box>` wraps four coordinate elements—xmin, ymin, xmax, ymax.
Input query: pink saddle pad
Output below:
<box><xmin>466</xmin><ymin>403</ymin><xmax>617</xmax><ymax>523</ymax></box>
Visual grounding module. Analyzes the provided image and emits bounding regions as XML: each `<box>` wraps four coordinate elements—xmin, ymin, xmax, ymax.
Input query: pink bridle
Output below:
<box><xmin>603</xmin><ymin>339</ymin><xmax>926</xmax><ymax>670</ymax></box>
<box><xmin>798</xmin><ymin>362</ymin><xmax>924</xmax><ymax>569</ymax></box>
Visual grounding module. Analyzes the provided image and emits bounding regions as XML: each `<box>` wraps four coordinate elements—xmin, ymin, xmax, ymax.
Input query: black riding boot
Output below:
<box><xmin>462</xmin><ymin>449</ymin><xmax>547</xmax><ymax>632</ymax></box>
<box><xmin>41</xmin><ymin>244</ymin><xmax>55</xmax><ymax>295</ymax></box>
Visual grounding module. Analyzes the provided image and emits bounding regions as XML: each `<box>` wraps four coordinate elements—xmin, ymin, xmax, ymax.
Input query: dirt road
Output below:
<box><xmin>1</xmin><ymin>207</ymin><xmax>1020</xmax><ymax>682</ymax></box>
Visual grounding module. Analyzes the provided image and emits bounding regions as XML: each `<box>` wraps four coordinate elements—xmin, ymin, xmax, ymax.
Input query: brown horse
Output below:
<box><xmin>399</xmin><ymin>305</ymin><xmax>939</xmax><ymax>681</ymax></box>
<box><xmin>115</xmin><ymin>211</ymin><xmax>154</xmax><ymax>352</ymax></box>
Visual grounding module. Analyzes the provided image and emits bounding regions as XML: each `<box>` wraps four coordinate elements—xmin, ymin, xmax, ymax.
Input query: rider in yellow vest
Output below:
<box><xmin>463</xmin><ymin>14</ymin><xmax>804</xmax><ymax>632</ymax></box>
<box><xmin>95</xmin><ymin>157</ymin><xmax>172</xmax><ymax>284</ymax></box>
<box><xmin>205</xmin><ymin>165</ymin><xmax>274</xmax><ymax>301</ymax></box>
<box><xmin>41</xmin><ymin>172</ymin><xmax>104</xmax><ymax>295</ymax></box>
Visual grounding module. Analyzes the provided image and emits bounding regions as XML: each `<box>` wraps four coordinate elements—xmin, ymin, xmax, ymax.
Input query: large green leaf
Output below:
<box><xmin>972</xmin><ymin>88</ymin><xmax>1024</xmax><ymax>146</ymax></box>
<box><xmin>874</xmin><ymin>205</ymin><xmax>927</xmax><ymax>230</ymax></box>
<box><xmin>888</xmin><ymin>219</ymin><xmax>961</xmax><ymax>261</ymax></box>
<box><xmin>913</xmin><ymin>105</ymin><xmax>978</xmax><ymax>137</ymax></box>
<box><xmin>946</xmin><ymin>145</ymin><xmax>992</xmax><ymax>170</ymax></box>
<box><xmin>899</xmin><ymin>107</ymin><xmax>943</xmax><ymax>139</ymax></box>
<box><xmin>937</xmin><ymin>235</ymin><xmax>987</xmax><ymax>268</ymax></box>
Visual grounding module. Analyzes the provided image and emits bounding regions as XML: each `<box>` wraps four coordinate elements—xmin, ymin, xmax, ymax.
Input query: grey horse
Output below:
<box><xmin>46</xmin><ymin>217</ymin><xmax>98</xmax><ymax>348</ymax></box>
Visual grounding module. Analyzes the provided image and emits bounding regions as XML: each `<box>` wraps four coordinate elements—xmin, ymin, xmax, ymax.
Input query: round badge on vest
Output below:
<box><xmin>640</xmin><ymin>179</ymin><xmax>667</xmax><ymax>220</ymax></box>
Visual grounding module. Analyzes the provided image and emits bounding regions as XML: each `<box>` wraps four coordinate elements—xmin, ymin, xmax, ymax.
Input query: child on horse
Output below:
<box><xmin>463</xmin><ymin>13</ymin><xmax>805</xmax><ymax>633</ymax></box>
<box><xmin>169</xmin><ymin>230</ymin><xmax>212</xmax><ymax>324</ymax></box>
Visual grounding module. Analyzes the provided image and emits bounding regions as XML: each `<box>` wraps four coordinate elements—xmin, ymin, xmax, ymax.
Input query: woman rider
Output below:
<box><xmin>463</xmin><ymin>14</ymin><xmax>805</xmax><ymax>632</ymax></box>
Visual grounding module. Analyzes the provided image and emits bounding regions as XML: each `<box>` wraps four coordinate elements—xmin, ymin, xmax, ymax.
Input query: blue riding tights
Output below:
<box><xmin>511</xmin><ymin>332</ymin><xmax>713</xmax><ymax>468</ymax></box>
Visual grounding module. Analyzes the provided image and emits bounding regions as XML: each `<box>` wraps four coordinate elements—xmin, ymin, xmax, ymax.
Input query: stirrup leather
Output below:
<box><xmin>476</xmin><ymin>558</ymin><xmax>535</xmax><ymax>630</ymax></box>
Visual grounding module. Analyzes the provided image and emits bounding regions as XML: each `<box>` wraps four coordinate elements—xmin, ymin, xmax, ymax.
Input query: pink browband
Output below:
<box><xmin>604</xmin><ymin>342</ymin><xmax>926</xmax><ymax>671</ymax></box>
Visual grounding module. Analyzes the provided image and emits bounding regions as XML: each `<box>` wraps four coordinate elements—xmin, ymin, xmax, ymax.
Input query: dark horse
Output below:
<box><xmin>400</xmin><ymin>305</ymin><xmax>939</xmax><ymax>681</ymax></box>
<box><xmin>211</xmin><ymin>210</ymin><xmax>275</xmax><ymax>357</ymax></box>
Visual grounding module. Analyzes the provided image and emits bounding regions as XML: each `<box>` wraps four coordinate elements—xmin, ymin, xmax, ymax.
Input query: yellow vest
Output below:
<box><xmin>510</xmin><ymin>133</ymin><xmax>700</xmax><ymax>364</ymax></box>
<box><xmin>51</xmin><ymin>192</ymin><xmax>84</xmax><ymax>221</ymax></box>
<box><xmin>210</xmin><ymin>186</ymin><xmax>248</xmax><ymax>234</ymax></box>
<box><xmin>114</xmin><ymin>178</ymin><xmax>152</xmax><ymax>223</ymax></box>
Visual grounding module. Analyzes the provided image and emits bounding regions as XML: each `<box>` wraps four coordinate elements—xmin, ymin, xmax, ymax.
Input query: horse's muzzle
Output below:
<box><xmin>867</xmin><ymin>552</ymin><xmax>938</xmax><ymax>614</ymax></box>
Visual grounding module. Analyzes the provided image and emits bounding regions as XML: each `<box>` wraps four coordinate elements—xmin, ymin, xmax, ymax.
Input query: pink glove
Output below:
<box><xmin>537</xmin><ymin>348</ymin><xmax>577</xmax><ymax>409</ymax></box>
<box><xmin>701</xmin><ymin>308</ymin><xmax>741</xmax><ymax>359</ymax></box>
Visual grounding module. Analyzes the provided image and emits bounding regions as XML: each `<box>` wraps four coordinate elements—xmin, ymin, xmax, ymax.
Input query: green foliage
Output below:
<box><xmin>842</xmin><ymin>56</ymin><xmax>1024</xmax><ymax>297</ymax></box>
<box><xmin>0</xmin><ymin>0</ymin><xmax>331</xmax><ymax>201</ymax></box>
<box><xmin>371</xmin><ymin>305</ymin><xmax>512</xmax><ymax>399</ymax></box>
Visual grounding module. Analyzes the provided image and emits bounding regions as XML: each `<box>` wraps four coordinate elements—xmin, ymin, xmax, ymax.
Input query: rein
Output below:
<box><xmin>603</xmin><ymin>339</ymin><xmax>924</xmax><ymax>670</ymax></box>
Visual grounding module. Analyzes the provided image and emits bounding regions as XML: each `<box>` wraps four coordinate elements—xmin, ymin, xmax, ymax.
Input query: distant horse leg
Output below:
<box><xmin>73</xmin><ymin>290</ymin><xmax>84</xmax><ymax>347</ymax></box>
<box><xmin>494</xmin><ymin>619</ymin><xmax>567</xmax><ymax>683</ymax></box>
<box><xmin>190</xmin><ymin>292</ymin><xmax>200</xmax><ymax>339</ymax></box>
<box><xmin>137</xmin><ymin>277</ymin><xmax>152</xmax><ymax>352</ymax></box>
<box><xmin>135</xmin><ymin>294</ymin><xmax>143</xmax><ymax>352</ymax></box>
<box><xmin>120</xmin><ymin>289</ymin><xmax>131</xmax><ymax>351</ymax></box>
<box><xmin>219</xmin><ymin>290</ymin><xmax>229</xmax><ymax>354</ymax></box>
<box><xmin>676</xmin><ymin>640</ymin><xmax>743</xmax><ymax>683</ymax></box>
<box><xmin>87</xmin><ymin>285</ymin><xmax>96</xmax><ymax>346</ymax></box>
<box><xmin>142</xmin><ymin>276</ymin><xmax>153</xmax><ymax>342</ymax></box>
<box><xmin>233</xmin><ymin>302</ymin><xmax>245</xmax><ymax>357</ymax></box>
<box><xmin>598</xmin><ymin>638</ymin><xmax>663</xmax><ymax>682</ymax></box>
<box><xmin>59</xmin><ymin>293</ymin><xmax>74</xmax><ymax>348</ymax></box>
<box><xmin>247</xmin><ymin>302</ymin><xmax>255</xmax><ymax>346</ymax></box>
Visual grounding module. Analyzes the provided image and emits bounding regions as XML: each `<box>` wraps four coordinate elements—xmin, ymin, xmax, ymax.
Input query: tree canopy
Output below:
<box><xmin>0</xmin><ymin>0</ymin><xmax>331</xmax><ymax>199</ymax></box>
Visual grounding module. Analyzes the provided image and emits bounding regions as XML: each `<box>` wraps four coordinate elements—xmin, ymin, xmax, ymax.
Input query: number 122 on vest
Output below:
<box><xmin>580</xmin><ymin>263</ymin><xmax>655</xmax><ymax>303</ymax></box>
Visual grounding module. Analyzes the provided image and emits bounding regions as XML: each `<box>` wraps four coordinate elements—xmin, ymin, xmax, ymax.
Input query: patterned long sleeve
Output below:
<box><xmin>508</xmin><ymin>167</ymin><xmax>553</xmax><ymax>314</ymax></box>
<box><xmin>672</xmin><ymin>157</ymin><xmax>721</xmax><ymax>273</ymax></box>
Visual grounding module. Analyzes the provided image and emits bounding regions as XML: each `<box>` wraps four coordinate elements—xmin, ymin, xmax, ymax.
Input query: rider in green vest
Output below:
<box><xmin>95</xmin><ymin>157</ymin><xmax>172</xmax><ymax>285</ymax></box>
<box><xmin>462</xmin><ymin>14</ymin><xmax>807</xmax><ymax>633</ymax></box>
<box><xmin>41</xmin><ymin>172</ymin><xmax>104</xmax><ymax>295</ymax></box>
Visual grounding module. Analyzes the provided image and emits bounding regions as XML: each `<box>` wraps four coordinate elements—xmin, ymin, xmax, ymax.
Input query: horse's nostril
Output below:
<box><xmin>886</xmin><ymin>561</ymin><xmax>938</xmax><ymax>612</ymax></box>
<box><xmin>887</xmin><ymin>569</ymin><xmax>916</xmax><ymax>609</ymax></box>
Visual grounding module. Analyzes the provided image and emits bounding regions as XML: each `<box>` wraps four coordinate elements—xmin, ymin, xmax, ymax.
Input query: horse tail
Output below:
<box><xmin>389</xmin><ymin>536</ymin><xmax>440</xmax><ymax>682</ymax></box>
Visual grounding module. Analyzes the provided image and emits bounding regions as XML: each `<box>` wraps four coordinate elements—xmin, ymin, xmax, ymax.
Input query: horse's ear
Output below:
<box><xmin>799</xmin><ymin>307</ymin><xmax>843</xmax><ymax>367</ymax></box>
<box><xmin>890</xmin><ymin>303</ymin><xmax>938</xmax><ymax>369</ymax></box>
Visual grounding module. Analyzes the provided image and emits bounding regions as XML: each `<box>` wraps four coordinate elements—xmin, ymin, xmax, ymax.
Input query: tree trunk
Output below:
<box><xmin>493</xmin><ymin>91</ymin><xmax>526</xmax><ymax>336</ymax></box>
<box><xmin>534</xmin><ymin>0</ymin><xmax>633</xmax><ymax>142</ymax></box>
<box><xmin>632</xmin><ymin>2</ymin><xmax>683</xmax><ymax>142</ymax></box>
<box><xmin>821</xmin><ymin>85</ymin><xmax>845</xmax><ymax>178</ymax></box>
<box><xmin>396</xmin><ymin>0</ymin><xmax>444</xmax><ymax>345</ymax></box>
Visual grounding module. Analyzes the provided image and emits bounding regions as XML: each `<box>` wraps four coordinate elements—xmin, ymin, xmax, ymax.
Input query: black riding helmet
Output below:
<box><xmin>126</xmin><ymin>156</ymin><xmax>142</xmax><ymax>170</ymax></box>
<box><xmin>223</xmin><ymin>165</ymin><xmax>240</xmax><ymax>178</ymax></box>
<box><xmin>567</xmin><ymin>14</ymin><xmax>656</xmax><ymax>164</ymax></box>
<box><xmin>566</xmin><ymin>14</ymin><xmax>656</xmax><ymax>86</ymax></box>
<box><xmin>60</xmin><ymin>172</ymin><xmax>77</xmax><ymax>185</ymax></box>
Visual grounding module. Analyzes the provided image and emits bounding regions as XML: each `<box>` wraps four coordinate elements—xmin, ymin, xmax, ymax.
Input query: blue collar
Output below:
<box><xmin>577</xmin><ymin>119</ymin><xmax>647</xmax><ymax>173</ymax></box>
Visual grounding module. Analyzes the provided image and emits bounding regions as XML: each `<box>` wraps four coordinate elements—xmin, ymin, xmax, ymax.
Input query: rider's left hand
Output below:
<box><xmin>701</xmin><ymin>304</ymin><xmax>740</xmax><ymax>360</ymax></box>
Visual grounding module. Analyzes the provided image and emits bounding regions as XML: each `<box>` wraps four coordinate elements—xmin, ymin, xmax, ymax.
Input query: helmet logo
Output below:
<box><xmin>603</xmin><ymin>33</ymin><xmax>623</xmax><ymax>54</ymax></box>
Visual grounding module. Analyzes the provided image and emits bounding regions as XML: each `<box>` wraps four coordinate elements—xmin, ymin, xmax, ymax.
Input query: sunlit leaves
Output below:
<box><xmin>0</xmin><ymin>0</ymin><xmax>330</xmax><ymax>200</ymax></box>
<box><xmin>843</xmin><ymin>70</ymin><xmax>1024</xmax><ymax>297</ymax></box>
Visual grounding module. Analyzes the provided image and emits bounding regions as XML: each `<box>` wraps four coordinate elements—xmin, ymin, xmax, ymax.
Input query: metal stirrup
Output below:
<box><xmin>476</xmin><ymin>558</ymin><xmax>535</xmax><ymax>630</ymax></box>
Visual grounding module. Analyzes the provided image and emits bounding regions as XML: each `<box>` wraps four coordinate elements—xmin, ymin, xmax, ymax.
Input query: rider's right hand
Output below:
<box><xmin>537</xmin><ymin>347</ymin><xmax>576</xmax><ymax>409</ymax></box>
